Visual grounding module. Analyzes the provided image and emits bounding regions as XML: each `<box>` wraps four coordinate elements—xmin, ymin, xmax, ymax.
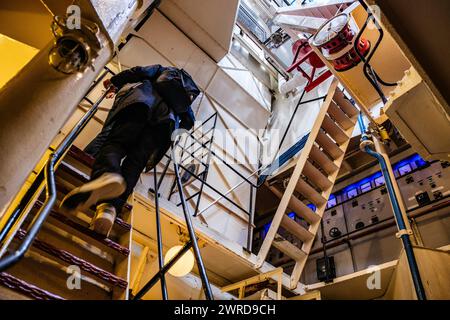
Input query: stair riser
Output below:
<box><xmin>294</xmin><ymin>179</ymin><xmax>327</xmax><ymax>207</ymax></box>
<box><xmin>281</xmin><ymin>215</ymin><xmax>314</xmax><ymax>243</ymax></box>
<box><xmin>6</xmin><ymin>257</ymin><xmax>111</xmax><ymax>300</ymax></box>
<box><xmin>14</xmin><ymin>229</ymin><xmax>127</xmax><ymax>289</ymax></box>
<box><xmin>0</xmin><ymin>272</ymin><xmax>64</xmax><ymax>300</ymax></box>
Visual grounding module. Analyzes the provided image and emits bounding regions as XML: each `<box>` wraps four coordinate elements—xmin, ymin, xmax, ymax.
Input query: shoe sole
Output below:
<box><xmin>60</xmin><ymin>175</ymin><xmax>125</xmax><ymax>215</ymax></box>
<box><xmin>93</xmin><ymin>215</ymin><xmax>115</xmax><ymax>237</ymax></box>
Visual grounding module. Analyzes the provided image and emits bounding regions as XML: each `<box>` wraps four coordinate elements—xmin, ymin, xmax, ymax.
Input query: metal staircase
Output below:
<box><xmin>0</xmin><ymin>146</ymin><xmax>132</xmax><ymax>300</ymax></box>
<box><xmin>0</xmin><ymin>67</ymin><xmax>213</xmax><ymax>300</ymax></box>
<box><xmin>254</xmin><ymin>79</ymin><xmax>359</xmax><ymax>289</ymax></box>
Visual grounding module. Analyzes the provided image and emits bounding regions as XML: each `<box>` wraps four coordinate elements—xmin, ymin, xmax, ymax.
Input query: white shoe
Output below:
<box><xmin>92</xmin><ymin>203</ymin><xmax>116</xmax><ymax>237</ymax></box>
<box><xmin>59</xmin><ymin>173</ymin><xmax>126</xmax><ymax>215</ymax></box>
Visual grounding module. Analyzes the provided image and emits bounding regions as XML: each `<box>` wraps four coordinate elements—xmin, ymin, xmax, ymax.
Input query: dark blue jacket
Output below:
<box><xmin>85</xmin><ymin>65</ymin><xmax>200</xmax><ymax>158</ymax></box>
<box><xmin>107</xmin><ymin>65</ymin><xmax>200</xmax><ymax>127</ymax></box>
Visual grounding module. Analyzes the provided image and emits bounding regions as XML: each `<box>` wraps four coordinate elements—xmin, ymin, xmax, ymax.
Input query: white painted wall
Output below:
<box><xmin>159</xmin><ymin>0</ymin><xmax>240</xmax><ymax>62</ymax></box>
<box><xmin>260</xmin><ymin>76</ymin><xmax>335</xmax><ymax>175</ymax></box>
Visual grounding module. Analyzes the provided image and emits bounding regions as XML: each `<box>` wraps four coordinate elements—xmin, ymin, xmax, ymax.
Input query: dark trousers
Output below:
<box><xmin>91</xmin><ymin>104</ymin><xmax>173</xmax><ymax>213</ymax></box>
<box><xmin>84</xmin><ymin>124</ymin><xmax>112</xmax><ymax>158</ymax></box>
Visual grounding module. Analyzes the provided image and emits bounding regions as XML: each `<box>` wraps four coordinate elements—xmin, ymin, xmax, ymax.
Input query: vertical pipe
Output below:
<box><xmin>153</xmin><ymin>167</ymin><xmax>168</xmax><ymax>300</ymax></box>
<box><xmin>246</xmin><ymin>185</ymin><xmax>255</xmax><ymax>252</ymax></box>
<box><xmin>357</xmin><ymin>114</ymin><xmax>426</xmax><ymax>300</ymax></box>
<box><xmin>130</xmin><ymin>246</ymin><xmax>149</xmax><ymax>294</ymax></box>
<box><xmin>340</xmin><ymin>202</ymin><xmax>356</xmax><ymax>272</ymax></box>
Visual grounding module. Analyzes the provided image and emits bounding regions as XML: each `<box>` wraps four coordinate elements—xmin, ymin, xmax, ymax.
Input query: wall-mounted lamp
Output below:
<box><xmin>49</xmin><ymin>15</ymin><xmax>103</xmax><ymax>74</ymax></box>
<box><xmin>164</xmin><ymin>245</ymin><xmax>195</xmax><ymax>277</ymax></box>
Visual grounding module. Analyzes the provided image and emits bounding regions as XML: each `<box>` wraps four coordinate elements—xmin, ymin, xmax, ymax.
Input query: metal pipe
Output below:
<box><xmin>209</xmin><ymin>150</ymin><xmax>259</xmax><ymax>188</ymax></box>
<box><xmin>153</xmin><ymin>167</ymin><xmax>168</xmax><ymax>300</ymax></box>
<box><xmin>156</xmin><ymin>158</ymin><xmax>171</xmax><ymax>190</ymax></box>
<box><xmin>357</xmin><ymin>113</ymin><xmax>426</xmax><ymax>300</ymax></box>
<box><xmin>0</xmin><ymin>170</ymin><xmax>44</xmax><ymax>247</ymax></box>
<box><xmin>172</xmin><ymin>146</ymin><xmax>214</xmax><ymax>300</ymax></box>
<box><xmin>246</xmin><ymin>185</ymin><xmax>255</xmax><ymax>252</ymax></box>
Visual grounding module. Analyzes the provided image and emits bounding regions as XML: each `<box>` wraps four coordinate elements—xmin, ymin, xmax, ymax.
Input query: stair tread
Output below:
<box><xmin>281</xmin><ymin>215</ymin><xmax>314</xmax><ymax>243</ymax></box>
<box><xmin>0</xmin><ymin>272</ymin><xmax>65</xmax><ymax>300</ymax></box>
<box><xmin>273</xmin><ymin>234</ymin><xmax>307</xmax><ymax>262</ymax></box>
<box><xmin>67</xmin><ymin>145</ymin><xmax>95</xmax><ymax>168</ymax></box>
<box><xmin>333</xmin><ymin>90</ymin><xmax>358</xmax><ymax>118</ymax></box>
<box><xmin>15</xmin><ymin>229</ymin><xmax>128</xmax><ymax>289</ymax></box>
<box><xmin>33</xmin><ymin>202</ymin><xmax>130</xmax><ymax>258</ymax></box>
<box><xmin>268</xmin><ymin>185</ymin><xmax>320</xmax><ymax>225</ymax></box>
<box><xmin>315</xmin><ymin>130</ymin><xmax>344</xmax><ymax>160</ymax></box>
<box><xmin>295</xmin><ymin>179</ymin><xmax>327</xmax><ymax>207</ymax></box>
<box><xmin>322</xmin><ymin>114</ymin><xmax>349</xmax><ymax>145</ymax></box>
<box><xmin>303</xmin><ymin>160</ymin><xmax>333</xmax><ymax>191</ymax></box>
<box><xmin>309</xmin><ymin>144</ymin><xmax>339</xmax><ymax>175</ymax></box>
<box><xmin>328</xmin><ymin>101</ymin><xmax>355</xmax><ymax>130</ymax></box>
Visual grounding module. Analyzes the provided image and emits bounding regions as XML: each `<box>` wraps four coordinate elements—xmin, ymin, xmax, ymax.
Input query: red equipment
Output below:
<box><xmin>312</xmin><ymin>13</ymin><xmax>371</xmax><ymax>72</ymax></box>
<box><xmin>287</xmin><ymin>39</ymin><xmax>333</xmax><ymax>93</ymax></box>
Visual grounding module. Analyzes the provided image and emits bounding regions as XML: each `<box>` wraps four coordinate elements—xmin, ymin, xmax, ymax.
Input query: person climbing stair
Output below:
<box><xmin>60</xmin><ymin>64</ymin><xmax>200</xmax><ymax>236</ymax></box>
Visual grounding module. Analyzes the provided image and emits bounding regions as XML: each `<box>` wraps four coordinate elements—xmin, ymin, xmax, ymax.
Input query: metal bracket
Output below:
<box><xmin>396</xmin><ymin>229</ymin><xmax>413</xmax><ymax>238</ymax></box>
<box><xmin>359</xmin><ymin>138</ymin><xmax>374</xmax><ymax>152</ymax></box>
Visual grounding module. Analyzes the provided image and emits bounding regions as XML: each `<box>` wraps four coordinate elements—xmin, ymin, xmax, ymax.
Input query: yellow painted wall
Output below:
<box><xmin>0</xmin><ymin>34</ymin><xmax>38</xmax><ymax>88</ymax></box>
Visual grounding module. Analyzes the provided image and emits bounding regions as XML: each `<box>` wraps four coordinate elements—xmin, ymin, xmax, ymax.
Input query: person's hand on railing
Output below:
<box><xmin>103</xmin><ymin>79</ymin><xmax>117</xmax><ymax>99</ymax></box>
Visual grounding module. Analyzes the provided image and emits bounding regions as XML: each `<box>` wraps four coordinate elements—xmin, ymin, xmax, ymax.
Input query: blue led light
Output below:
<box><xmin>262</xmin><ymin>211</ymin><xmax>297</xmax><ymax>238</ymax></box>
<box><xmin>327</xmin><ymin>194</ymin><xmax>337</xmax><ymax>208</ymax></box>
<box><xmin>393</xmin><ymin>153</ymin><xmax>427</xmax><ymax>172</ymax></box>
<box><xmin>328</xmin><ymin>154</ymin><xmax>427</xmax><ymax>206</ymax></box>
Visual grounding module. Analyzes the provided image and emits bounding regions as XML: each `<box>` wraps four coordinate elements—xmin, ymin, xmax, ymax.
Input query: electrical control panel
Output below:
<box><xmin>397</xmin><ymin>161</ymin><xmax>450</xmax><ymax>211</ymax></box>
<box><xmin>256</xmin><ymin>154</ymin><xmax>450</xmax><ymax>267</ymax></box>
<box><xmin>344</xmin><ymin>187</ymin><xmax>392</xmax><ymax>233</ymax></box>
<box><xmin>313</xmin><ymin>155</ymin><xmax>449</xmax><ymax>250</ymax></box>
<box><xmin>321</xmin><ymin>204</ymin><xmax>347</xmax><ymax>241</ymax></box>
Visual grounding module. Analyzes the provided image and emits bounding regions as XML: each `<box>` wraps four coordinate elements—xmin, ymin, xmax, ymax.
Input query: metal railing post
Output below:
<box><xmin>153</xmin><ymin>167</ymin><xmax>168</xmax><ymax>300</ymax></box>
<box><xmin>171</xmin><ymin>145</ymin><xmax>214</xmax><ymax>300</ymax></box>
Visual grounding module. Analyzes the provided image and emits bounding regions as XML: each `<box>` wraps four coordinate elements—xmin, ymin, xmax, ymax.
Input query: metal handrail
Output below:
<box><xmin>0</xmin><ymin>71</ymin><xmax>112</xmax><ymax>271</ymax></box>
<box><xmin>153</xmin><ymin>166</ymin><xmax>168</xmax><ymax>299</ymax></box>
<box><xmin>171</xmin><ymin>142</ymin><xmax>214</xmax><ymax>299</ymax></box>
<box><xmin>159</xmin><ymin>115</ymin><xmax>259</xmax><ymax>251</ymax></box>
<box><xmin>133</xmin><ymin>138</ymin><xmax>214</xmax><ymax>300</ymax></box>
